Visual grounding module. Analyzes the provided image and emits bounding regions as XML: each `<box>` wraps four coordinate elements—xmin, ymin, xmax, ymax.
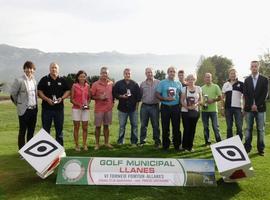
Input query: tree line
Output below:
<box><xmin>155</xmin><ymin>53</ymin><xmax>270</xmax><ymax>89</ymax></box>
<box><xmin>1</xmin><ymin>52</ymin><xmax>269</xmax><ymax>93</ymax></box>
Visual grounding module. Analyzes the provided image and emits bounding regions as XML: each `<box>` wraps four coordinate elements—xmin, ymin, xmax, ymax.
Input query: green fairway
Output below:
<box><xmin>0</xmin><ymin>100</ymin><xmax>269</xmax><ymax>200</ymax></box>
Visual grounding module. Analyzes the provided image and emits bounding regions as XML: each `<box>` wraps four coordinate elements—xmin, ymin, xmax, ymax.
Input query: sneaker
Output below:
<box><xmin>139</xmin><ymin>143</ymin><xmax>145</xmax><ymax>147</ymax></box>
<box><xmin>154</xmin><ymin>143</ymin><xmax>161</xmax><ymax>149</ymax></box>
<box><xmin>75</xmin><ymin>146</ymin><xmax>81</xmax><ymax>152</ymax></box>
<box><xmin>94</xmin><ymin>145</ymin><xmax>99</xmax><ymax>150</ymax></box>
<box><xmin>83</xmin><ymin>145</ymin><xmax>88</xmax><ymax>151</ymax></box>
<box><xmin>19</xmin><ymin>155</ymin><xmax>25</xmax><ymax>160</ymax></box>
<box><xmin>105</xmin><ymin>144</ymin><xmax>113</xmax><ymax>149</ymax></box>
<box><xmin>258</xmin><ymin>152</ymin><xmax>264</xmax><ymax>156</ymax></box>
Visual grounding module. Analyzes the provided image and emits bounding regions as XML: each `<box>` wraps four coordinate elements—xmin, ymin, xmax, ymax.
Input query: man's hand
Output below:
<box><xmin>166</xmin><ymin>97</ymin><xmax>175</xmax><ymax>101</ymax></box>
<box><xmin>46</xmin><ymin>98</ymin><xmax>54</xmax><ymax>106</ymax></box>
<box><xmin>120</xmin><ymin>94</ymin><xmax>129</xmax><ymax>99</ymax></box>
<box><xmin>57</xmin><ymin>97</ymin><xmax>63</xmax><ymax>103</ymax></box>
<box><xmin>99</xmin><ymin>93</ymin><xmax>107</xmax><ymax>100</ymax></box>
<box><xmin>207</xmin><ymin>98</ymin><xmax>215</xmax><ymax>104</ymax></box>
<box><xmin>251</xmin><ymin>104</ymin><xmax>258</xmax><ymax>112</ymax></box>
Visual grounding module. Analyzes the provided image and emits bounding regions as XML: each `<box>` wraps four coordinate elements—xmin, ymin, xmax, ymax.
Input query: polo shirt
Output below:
<box><xmin>38</xmin><ymin>74</ymin><xmax>69</xmax><ymax>110</ymax></box>
<box><xmin>156</xmin><ymin>79</ymin><xmax>182</xmax><ymax>106</ymax></box>
<box><xmin>222</xmin><ymin>80</ymin><xmax>244</xmax><ymax>109</ymax></box>
<box><xmin>201</xmin><ymin>83</ymin><xmax>221</xmax><ymax>112</ymax></box>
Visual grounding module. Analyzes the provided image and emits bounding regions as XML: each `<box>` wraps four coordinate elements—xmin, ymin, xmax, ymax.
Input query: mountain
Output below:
<box><xmin>0</xmin><ymin>44</ymin><xmax>200</xmax><ymax>84</ymax></box>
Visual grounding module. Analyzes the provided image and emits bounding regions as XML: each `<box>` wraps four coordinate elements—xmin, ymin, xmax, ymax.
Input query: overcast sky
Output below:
<box><xmin>1</xmin><ymin>0</ymin><xmax>270</xmax><ymax>77</ymax></box>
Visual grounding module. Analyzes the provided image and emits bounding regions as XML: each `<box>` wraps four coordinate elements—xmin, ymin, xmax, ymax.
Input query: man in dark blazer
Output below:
<box><xmin>243</xmin><ymin>60</ymin><xmax>269</xmax><ymax>156</ymax></box>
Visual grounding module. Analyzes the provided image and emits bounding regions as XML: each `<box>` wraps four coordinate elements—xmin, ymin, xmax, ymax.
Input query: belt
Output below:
<box><xmin>27</xmin><ymin>105</ymin><xmax>37</xmax><ymax>109</ymax></box>
<box><xmin>161</xmin><ymin>104</ymin><xmax>178</xmax><ymax>107</ymax></box>
<box><xmin>142</xmin><ymin>103</ymin><xmax>159</xmax><ymax>106</ymax></box>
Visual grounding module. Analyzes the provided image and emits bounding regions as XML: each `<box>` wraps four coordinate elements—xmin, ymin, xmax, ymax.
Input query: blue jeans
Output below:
<box><xmin>201</xmin><ymin>112</ymin><xmax>221</xmax><ymax>144</ymax></box>
<box><xmin>244</xmin><ymin>112</ymin><xmax>266</xmax><ymax>153</ymax></box>
<box><xmin>118</xmin><ymin>110</ymin><xmax>138</xmax><ymax>144</ymax></box>
<box><xmin>140</xmin><ymin>104</ymin><xmax>161</xmax><ymax>145</ymax></box>
<box><xmin>42</xmin><ymin>109</ymin><xmax>64</xmax><ymax>146</ymax></box>
<box><xmin>225</xmin><ymin>108</ymin><xmax>243</xmax><ymax>140</ymax></box>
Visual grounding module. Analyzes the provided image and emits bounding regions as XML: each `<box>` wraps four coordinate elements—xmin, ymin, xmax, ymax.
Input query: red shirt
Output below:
<box><xmin>91</xmin><ymin>79</ymin><xmax>114</xmax><ymax>112</ymax></box>
<box><xmin>72</xmin><ymin>83</ymin><xmax>90</xmax><ymax>109</ymax></box>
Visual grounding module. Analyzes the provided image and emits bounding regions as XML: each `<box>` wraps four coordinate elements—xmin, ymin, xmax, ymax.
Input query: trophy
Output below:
<box><xmin>102</xmin><ymin>92</ymin><xmax>108</xmax><ymax>101</ymax></box>
<box><xmin>203</xmin><ymin>94</ymin><xmax>208</xmax><ymax>109</ymax></box>
<box><xmin>82</xmin><ymin>93</ymin><xmax>88</xmax><ymax>110</ymax></box>
<box><xmin>52</xmin><ymin>95</ymin><xmax>59</xmax><ymax>104</ymax></box>
<box><xmin>126</xmin><ymin>89</ymin><xmax>131</xmax><ymax>97</ymax></box>
<box><xmin>187</xmin><ymin>97</ymin><xmax>195</xmax><ymax>107</ymax></box>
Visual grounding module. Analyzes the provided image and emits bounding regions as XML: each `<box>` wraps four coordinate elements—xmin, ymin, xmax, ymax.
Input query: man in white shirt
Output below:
<box><xmin>10</xmin><ymin>61</ymin><xmax>38</xmax><ymax>155</ymax></box>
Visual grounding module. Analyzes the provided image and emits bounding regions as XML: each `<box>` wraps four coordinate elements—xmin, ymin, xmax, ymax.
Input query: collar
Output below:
<box><xmin>167</xmin><ymin>78</ymin><xmax>175</xmax><ymax>82</ymax></box>
<box><xmin>98</xmin><ymin>79</ymin><xmax>112</xmax><ymax>85</ymax></box>
<box><xmin>24</xmin><ymin>73</ymin><xmax>33</xmax><ymax>81</ymax></box>
<box><xmin>252</xmin><ymin>73</ymin><xmax>259</xmax><ymax>79</ymax></box>
<box><xmin>48</xmin><ymin>74</ymin><xmax>59</xmax><ymax>80</ymax></box>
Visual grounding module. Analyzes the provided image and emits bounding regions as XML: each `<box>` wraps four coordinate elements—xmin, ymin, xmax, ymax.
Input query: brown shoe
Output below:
<box><xmin>75</xmin><ymin>146</ymin><xmax>81</xmax><ymax>152</ymax></box>
<box><xmin>105</xmin><ymin>144</ymin><xmax>113</xmax><ymax>149</ymax></box>
<box><xmin>94</xmin><ymin>145</ymin><xmax>99</xmax><ymax>150</ymax></box>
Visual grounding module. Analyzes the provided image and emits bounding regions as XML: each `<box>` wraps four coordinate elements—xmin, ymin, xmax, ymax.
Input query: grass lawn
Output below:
<box><xmin>0</xmin><ymin>100</ymin><xmax>269</xmax><ymax>200</ymax></box>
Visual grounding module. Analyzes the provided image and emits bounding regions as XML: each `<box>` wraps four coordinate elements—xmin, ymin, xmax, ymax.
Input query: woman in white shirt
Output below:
<box><xmin>181</xmin><ymin>74</ymin><xmax>202</xmax><ymax>152</ymax></box>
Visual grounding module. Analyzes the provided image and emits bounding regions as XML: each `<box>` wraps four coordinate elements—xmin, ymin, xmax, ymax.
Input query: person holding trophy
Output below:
<box><xmin>180</xmin><ymin>74</ymin><xmax>202</xmax><ymax>152</ymax></box>
<box><xmin>201</xmin><ymin>73</ymin><xmax>222</xmax><ymax>146</ymax></box>
<box><xmin>156</xmin><ymin>66</ymin><xmax>182</xmax><ymax>151</ymax></box>
<box><xmin>70</xmin><ymin>70</ymin><xmax>90</xmax><ymax>151</ymax></box>
<box><xmin>37</xmin><ymin>63</ymin><xmax>70</xmax><ymax>146</ymax></box>
<box><xmin>113</xmin><ymin>68</ymin><xmax>141</xmax><ymax>146</ymax></box>
<box><xmin>91</xmin><ymin>67</ymin><xmax>114</xmax><ymax>150</ymax></box>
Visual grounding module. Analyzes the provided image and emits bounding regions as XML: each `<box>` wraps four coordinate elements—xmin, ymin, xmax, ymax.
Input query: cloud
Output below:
<box><xmin>0</xmin><ymin>0</ymin><xmax>270</xmax><ymax>77</ymax></box>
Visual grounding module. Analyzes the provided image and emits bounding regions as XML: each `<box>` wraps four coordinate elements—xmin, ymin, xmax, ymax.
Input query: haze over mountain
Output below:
<box><xmin>0</xmin><ymin>44</ymin><xmax>200</xmax><ymax>84</ymax></box>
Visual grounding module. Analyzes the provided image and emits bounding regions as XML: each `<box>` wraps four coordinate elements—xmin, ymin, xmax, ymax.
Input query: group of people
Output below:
<box><xmin>10</xmin><ymin>60</ymin><xmax>268</xmax><ymax>158</ymax></box>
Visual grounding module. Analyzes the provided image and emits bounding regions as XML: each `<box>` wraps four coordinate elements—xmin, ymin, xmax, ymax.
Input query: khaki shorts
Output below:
<box><xmin>94</xmin><ymin>111</ymin><xmax>112</xmax><ymax>127</ymax></box>
<box><xmin>72</xmin><ymin>109</ymin><xmax>89</xmax><ymax>122</ymax></box>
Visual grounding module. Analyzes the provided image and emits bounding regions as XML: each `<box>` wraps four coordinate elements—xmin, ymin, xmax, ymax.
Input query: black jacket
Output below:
<box><xmin>243</xmin><ymin>74</ymin><xmax>268</xmax><ymax>112</ymax></box>
<box><xmin>113</xmin><ymin>79</ymin><xmax>141</xmax><ymax>112</ymax></box>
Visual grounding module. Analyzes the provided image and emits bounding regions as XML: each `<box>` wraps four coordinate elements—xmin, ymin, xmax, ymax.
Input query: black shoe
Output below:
<box><xmin>258</xmin><ymin>152</ymin><xmax>264</xmax><ymax>156</ymax></box>
<box><xmin>204</xmin><ymin>142</ymin><xmax>211</xmax><ymax>147</ymax></box>
<box><xmin>154</xmin><ymin>143</ymin><xmax>161</xmax><ymax>149</ymax></box>
<box><xmin>189</xmin><ymin>148</ymin><xmax>195</xmax><ymax>152</ymax></box>
<box><xmin>162</xmin><ymin>147</ymin><xmax>169</xmax><ymax>151</ymax></box>
<box><xmin>245</xmin><ymin>148</ymin><xmax>251</xmax><ymax>154</ymax></box>
<box><xmin>139</xmin><ymin>143</ymin><xmax>144</xmax><ymax>147</ymax></box>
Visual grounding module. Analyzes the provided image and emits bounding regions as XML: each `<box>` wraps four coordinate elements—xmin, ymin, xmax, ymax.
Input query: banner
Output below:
<box><xmin>56</xmin><ymin>157</ymin><xmax>216</xmax><ymax>186</ymax></box>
